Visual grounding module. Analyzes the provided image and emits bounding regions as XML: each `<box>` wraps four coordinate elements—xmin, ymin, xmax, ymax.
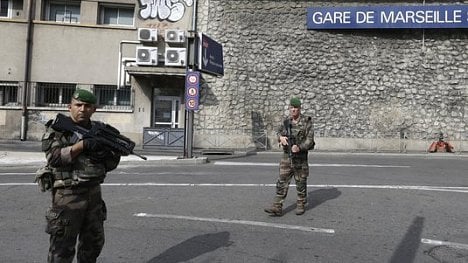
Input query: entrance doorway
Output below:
<box><xmin>153</xmin><ymin>96</ymin><xmax>180</xmax><ymax>128</ymax></box>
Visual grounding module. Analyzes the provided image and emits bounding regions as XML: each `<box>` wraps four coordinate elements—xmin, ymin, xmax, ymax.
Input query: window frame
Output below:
<box><xmin>23</xmin><ymin>82</ymin><xmax>133</xmax><ymax>112</ymax></box>
<box><xmin>0</xmin><ymin>82</ymin><xmax>19</xmax><ymax>107</ymax></box>
<box><xmin>44</xmin><ymin>0</ymin><xmax>81</xmax><ymax>23</ymax></box>
<box><xmin>0</xmin><ymin>0</ymin><xmax>11</xmax><ymax>18</ymax></box>
<box><xmin>98</xmin><ymin>3</ymin><xmax>134</xmax><ymax>26</ymax></box>
<box><xmin>35</xmin><ymin>82</ymin><xmax>76</xmax><ymax>108</ymax></box>
<box><xmin>94</xmin><ymin>85</ymin><xmax>132</xmax><ymax>111</ymax></box>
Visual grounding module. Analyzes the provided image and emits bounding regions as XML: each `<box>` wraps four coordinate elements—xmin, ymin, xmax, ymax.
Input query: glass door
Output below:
<box><xmin>153</xmin><ymin>96</ymin><xmax>180</xmax><ymax>128</ymax></box>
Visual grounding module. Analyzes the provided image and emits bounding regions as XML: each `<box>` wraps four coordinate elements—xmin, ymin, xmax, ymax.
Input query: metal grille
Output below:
<box><xmin>0</xmin><ymin>82</ymin><xmax>19</xmax><ymax>106</ymax></box>
<box><xmin>94</xmin><ymin>85</ymin><xmax>131</xmax><ymax>110</ymax></box>
<box><xmin>28</xmin><ymin>82</ymin><xmax>132</xmax><ymax>110</ymax></box>
<box><xmin>35</xmin><ymin>82</ymin><xmax>75</xmax><ymax>107</ymax></box>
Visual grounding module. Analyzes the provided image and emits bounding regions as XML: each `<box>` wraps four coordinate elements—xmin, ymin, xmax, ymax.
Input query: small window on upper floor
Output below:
<box><xmin>0</xmin><ymin>81</ymin><xmax>19</xmax><ymax>106</ymax></box>
<box><xmin>44</xmin><ymin>0</ymin><xmax>80</xmax><ymax>23</ymax></box>
<box><xmin>99</xmin><ymin>4</ymin><xmax>134</xmax><ymax>26</ymax></box>
<box><xmin>0</xmin><ymin>0</ymin><xmax>11</xmax><ymax>18</ymax></box>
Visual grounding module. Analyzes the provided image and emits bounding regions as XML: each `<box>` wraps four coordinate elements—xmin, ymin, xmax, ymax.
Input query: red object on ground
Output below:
<box><xmin>428</xmin><ymin>141</ymin><xmax>454</xmax><ymax>153</ymax></box>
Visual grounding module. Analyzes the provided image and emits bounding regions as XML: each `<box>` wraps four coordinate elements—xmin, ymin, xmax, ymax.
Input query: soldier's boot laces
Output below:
<box><xmin>264</xmin><ymin>203</ymin><xmax>283</xmax><ymax>216</ymax></box>
<box><xmin>296</xmin><ymin>200</ymin><xmax>307</xmax><ymax>215</ymax></box>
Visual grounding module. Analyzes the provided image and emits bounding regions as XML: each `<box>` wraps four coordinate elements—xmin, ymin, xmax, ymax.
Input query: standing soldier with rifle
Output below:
<box><xmin>264</xmin><ymin>97</ymin><xmax>315</xmax><ymax>216</ymax></box>
<box><xmin>36</xmin><ymin>89</ymin><xmax>122</xmax><ymax>262</ymax></box>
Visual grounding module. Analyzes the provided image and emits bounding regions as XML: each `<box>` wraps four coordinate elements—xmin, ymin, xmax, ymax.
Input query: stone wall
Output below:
<box><xmin>194</xmin><ymin>0</ymin><xmax>468</xmax><ymax>150</ymax></box>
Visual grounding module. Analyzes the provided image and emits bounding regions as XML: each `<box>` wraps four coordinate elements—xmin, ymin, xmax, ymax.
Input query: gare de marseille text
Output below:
<box><xmin>311</xmin><ymin>9</ymin><xmax>463</xmax><ymax>25</ymax></box>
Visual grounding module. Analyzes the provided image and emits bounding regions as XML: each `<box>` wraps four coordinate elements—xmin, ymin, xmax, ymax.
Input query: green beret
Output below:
<box><xmin>72</xmin><ymin>89</ymin><xmax>96</xmax><ymax>104</ymax></box>
<box><xmin>290</xmin><ymin>97</ymin><xmax>301</xmax><ymax>107</ymax></box>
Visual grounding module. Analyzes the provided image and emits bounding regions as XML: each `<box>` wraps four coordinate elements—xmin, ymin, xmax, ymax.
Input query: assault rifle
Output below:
<box><xmin>50</xmin><ymin>113</ymin><xmax>147</xmax><ymax>160</ymax></box>
<box><xmin>283</xmin><ymin>116</ymin><xmax>314</xmax><ymax>162</ymax></box>
<box><xmin>284</xmin><ymin>118</ymin><xmax>296</xmax><ymax>161</ymax></box>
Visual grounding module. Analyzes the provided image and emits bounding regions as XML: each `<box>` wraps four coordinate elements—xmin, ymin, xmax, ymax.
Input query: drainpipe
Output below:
<box><xmin>191</xmin><ymin>0</ymin><xmax>197</xmax><ymax>32</ymax></box>
<box><xmin>117</xmin><ymin>40</ymin><xmax>140</xmax><ymax>89</ymax></box>
<box><xmin>21</xmin><ymin>0</ymin><xmax>35</xmax><ymax>141</ymax></box>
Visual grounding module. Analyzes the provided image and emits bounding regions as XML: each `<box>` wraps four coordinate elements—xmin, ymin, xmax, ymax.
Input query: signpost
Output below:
<box><xmin>185</xmin><ymin>71</ymin><xmax>200</xmax><ymax>111</ymax></box>
<box><xmin>184</xmin><ymin>32</ymin><xmax>224</xmax><ymax>158</ymax></box>
<box><xmin>197</xmin><ymin>33</ymin><xmax>224</xmax><ymax>76</ymax></box>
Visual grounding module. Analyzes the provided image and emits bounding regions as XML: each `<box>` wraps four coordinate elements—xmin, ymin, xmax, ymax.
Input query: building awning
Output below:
<box><xmin>126</xmin><ymin>66</ymin><xmax>186</xmax><ymax>76</ymax></box>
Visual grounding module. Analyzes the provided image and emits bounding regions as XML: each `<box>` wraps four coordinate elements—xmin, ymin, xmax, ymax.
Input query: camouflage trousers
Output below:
<box><xmin>46</xmin><ymin>184</ymin><xmax>106</xmax><ymax>263</ymax></box>
<box><xmin>273</xmin><ymin>156</ymin><xmax>309</xmax><ymax>204</ymax></box>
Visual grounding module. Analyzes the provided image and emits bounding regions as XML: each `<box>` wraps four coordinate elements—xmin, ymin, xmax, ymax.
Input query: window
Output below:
<box><xmin>0</xmin><ymin>0</ymin><xmax>10</xmax><ymax>17</ymax></box>
<box><xmin>36</xmin><ymin>83</ymin><xmax>75</xmax><ymax>107</ymax></box>
<box><xmin>99</xmin><ymin>4</ymin><xmax>134</xmax><ymax>26</ymax></box>
<box><xmin>45</xmin><ymin>0</ymin><xmax>80</xmax><ymax>23</ymax></box>
<box><xmin>0</xmin><ymin>82</ymin><xmax>18</xmax><ymax>106</ymax></box>
<box><xmin>95</xmin><ymin>85</ymin><xmax>131</xmax><ymax>110</ymax></box>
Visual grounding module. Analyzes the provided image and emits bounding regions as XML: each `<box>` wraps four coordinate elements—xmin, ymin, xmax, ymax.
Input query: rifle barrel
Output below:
<box><xmin>132</xmin><ymin>152</ymin><xmax>148</xmax><ymax>160</ymax></box>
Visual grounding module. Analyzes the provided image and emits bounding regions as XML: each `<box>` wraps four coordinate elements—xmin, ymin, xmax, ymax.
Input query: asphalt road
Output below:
<box><xmin>1</xmin><ymin>152</ymin><xmax>468</xmax><ymax>263</ymax></box>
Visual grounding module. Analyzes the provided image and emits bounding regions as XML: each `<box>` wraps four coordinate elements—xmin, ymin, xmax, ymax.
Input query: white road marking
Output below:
<box><xmin>2</xmin><ymin>183</ymin><xmax>468</xmax><ymax>193</ymax></box>
<box><xmin>0</xmin><ymin>173</ymin><xmax>36</xmax><ymax>175</ymax></box>
<box><xmin>421</xmin><ymin>238</ymin><xmax>468</xmax><ymax>250</ymax></box>
<box><xmin>1</xmin><ymin>183</ymin><xmax>36</xmax><ymax>186</ymax></box>
<box><xmin>133</xmin><ymin>213</ymin><xmax>335</xmax><ymax>234</ymax></box>
<box><xmin>213</xmin><ymin>161</ymin><xmax>410</xmax><ymax>168</ymax></box>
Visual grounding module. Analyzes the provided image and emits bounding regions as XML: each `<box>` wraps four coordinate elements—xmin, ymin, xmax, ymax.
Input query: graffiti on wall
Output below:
<box><xmin>139</xmin><ymin>0</ymin><xmax>193</xmax><ymax>21</ymax></box>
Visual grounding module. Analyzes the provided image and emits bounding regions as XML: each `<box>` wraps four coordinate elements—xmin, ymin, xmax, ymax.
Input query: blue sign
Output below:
<box><xmin>307</xmin><ymin>5</ymin><xmax>468</xmax><ymax>29</ymax></box>
<box><xmin>185</xmin><ymin>71</ymin><xmax>200</xmax><ymax>111</ymax></box>
<box><xmin>198</xmin><ymin>33</ymin><xmax>224</xmax><ymax>76</ymax></box>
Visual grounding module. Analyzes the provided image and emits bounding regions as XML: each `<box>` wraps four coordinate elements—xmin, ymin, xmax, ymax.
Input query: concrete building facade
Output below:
<box><xmin>1</xmin><ymin>0</ymin><xmax>467</xmax><ymax>152</ymax></box>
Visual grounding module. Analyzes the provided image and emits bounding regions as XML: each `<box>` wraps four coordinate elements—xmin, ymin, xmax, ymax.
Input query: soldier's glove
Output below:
<box><xmin>89</xmin><ymin>149</ymin><xmax>114</xmax><ymax>163</ymax></box>
<box><xmin>34</xmin><ymin>166</ymin><xmax>54</xmax><ymax>192</ymax></box>
<box><xmin>83</xmin><ymin>138</ymin><xmax>102</xmax><ymax>153</ymax></box>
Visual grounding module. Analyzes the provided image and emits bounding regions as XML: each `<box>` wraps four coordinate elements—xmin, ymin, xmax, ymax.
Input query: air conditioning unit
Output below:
<box><xmin>136</xmin><ymin>47</ymin><xmax>158</xmax><ymax>66</ymax></box>
<box><xmin>165</xmin><ymin>29</ymin><xmax>186</xmax><ymax>43</ymax></box>
<box><xmin>165</xmin><ymin>48</ymin><xmax>186</xmax><ymax>67</ymax></box>
<box><xmin>138</xmin><ymin>28</ymin><xmax>158</xmax><ymax>42</ymax></box>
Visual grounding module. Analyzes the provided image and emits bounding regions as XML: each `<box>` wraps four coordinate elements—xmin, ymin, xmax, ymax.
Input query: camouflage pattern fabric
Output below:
<box><xmin>272</xmin><ymin>113</ymin><xmax>314</xmax><ymax>205</ymax></box>
<box><xmin>273</xmin><ymin>156</ymin><xmax>309</xmax><ymax>204</ymax></box>
<box><xmin>40</xmin><ymin>116</ymin><xmax>120</xmax><ymax>263</ymax></box>
<box><xmin>46</xmin><ymin>185</ymin><xmax>106</xmax><ymax>263</ymax></box>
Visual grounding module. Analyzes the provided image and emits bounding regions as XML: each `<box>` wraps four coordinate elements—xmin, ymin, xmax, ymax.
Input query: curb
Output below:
<box><xmin>0</xmin><ymin>151</ymin><xmax>208</xmax><ymax>167</ymax></box>
<box><xmin>119</xmin><ymin>157</ymin><xmax>208</xmax><ymax>166</ymax></box>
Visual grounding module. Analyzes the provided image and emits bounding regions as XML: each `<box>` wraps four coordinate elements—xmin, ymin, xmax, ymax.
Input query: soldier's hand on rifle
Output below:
<box><xmin>279</xmin><ymin>136</ymin><xmax>289</xmax><ymax>146</ymax></box>
<box><xmin>83</xmin><ymin>138</ymin><xmax>102</xmax><ymax>152</ymax></box>
<box><xmin>291</xmin><ymin>145</ymin><xmax>300</xmax><ymax>153</ymax></box>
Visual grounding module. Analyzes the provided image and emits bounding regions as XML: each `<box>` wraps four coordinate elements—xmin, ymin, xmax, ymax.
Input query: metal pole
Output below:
<box><xmin>21</xmin><ymin>0</ymin><xmax>35</xmax><ymax>141</ymax></box>
<box><xmin>183</xmin><ymin>0</ymin><xmax>198</xmax><ymax>158</ymax></box>
<box><xmin>184</xmin><ymin>34</ymin><xmax>196</xmax><ymax>159</ymax></box>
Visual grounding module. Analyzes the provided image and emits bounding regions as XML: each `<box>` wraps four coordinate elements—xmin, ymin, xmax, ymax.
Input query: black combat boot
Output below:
<box><xmin>295</xmin><ymin>200</ymin><xmax>307</xmax><ymax>215</ymax></box>
<box><xmin>264</xmin><ymin>203</ymin><xmax>283</xmax><ymax>216</ymax></box>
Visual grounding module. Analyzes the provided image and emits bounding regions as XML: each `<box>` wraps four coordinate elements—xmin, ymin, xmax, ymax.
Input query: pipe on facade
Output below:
<box><xmin>20</xmin><ymin>0</ymin><xmax>35</xmax><ymax>141</ymax></box>
<box><xmin>191</xmin><ymin>0</ymin><xmax>197</xmax><ymax>32</ymax></box>
<box><xmin>117</xmin><ymin>40</ymin><xmax>140</xmax><ymax>89</ymax></box>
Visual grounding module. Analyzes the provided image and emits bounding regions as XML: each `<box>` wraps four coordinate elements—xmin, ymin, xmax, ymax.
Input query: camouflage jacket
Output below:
<box><xmin>41</xmin><ymin>118</ymin><xmax>121</xmax><ymax>188</ymax></box>
<box><xmin>277</xmin><ymin>114</ymin><xmax>315</xmax><ymax>156</ymax></box>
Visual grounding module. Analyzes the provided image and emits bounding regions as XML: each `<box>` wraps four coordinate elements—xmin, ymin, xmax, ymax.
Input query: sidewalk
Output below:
<box><xmin>0</xmin><ymin>140</ymin><xmax>207</xmax><ymax>167</ymax></box>
<box><xmin>1</xmin><ymin>140</ymin><xmax>467</xmax><ymax>167</ymax></box>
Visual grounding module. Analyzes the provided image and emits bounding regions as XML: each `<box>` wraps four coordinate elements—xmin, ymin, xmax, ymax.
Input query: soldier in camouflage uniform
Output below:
<box><xmin>265</xmin><ymin>97</ymin><xmax>315</xmax><ymax>216</ymax></box>
<box><xmin>39</xmin><ymin>89</ymin><xmax>121</xmax><ymax>263</ymax></box>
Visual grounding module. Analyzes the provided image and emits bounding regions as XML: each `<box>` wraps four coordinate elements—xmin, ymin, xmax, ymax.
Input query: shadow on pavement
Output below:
<box><xmin>147</xmin><ymin>231</ymin><xmax>232</xmax><ymax>263</ymax></box>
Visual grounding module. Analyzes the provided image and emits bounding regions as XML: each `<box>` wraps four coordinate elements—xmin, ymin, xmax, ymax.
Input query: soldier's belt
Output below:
<box><xmin>53</xmin><ymin>178</ymin><xmax>100</xmax><ymax>189</ymax></box>
<box><xmin>282</xmin><ymin>152</ymin><xmax>308</xmax><ymax>158</ymax></box>
<box><xmin>52</xmin><ymin>170</ymin><xmax>104</xmax><ymax>188</ymax></box>
<box><xmin>53</xmin><ymin>170</ymin><xmax>105</xmax><ymax>180</ymax></box>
